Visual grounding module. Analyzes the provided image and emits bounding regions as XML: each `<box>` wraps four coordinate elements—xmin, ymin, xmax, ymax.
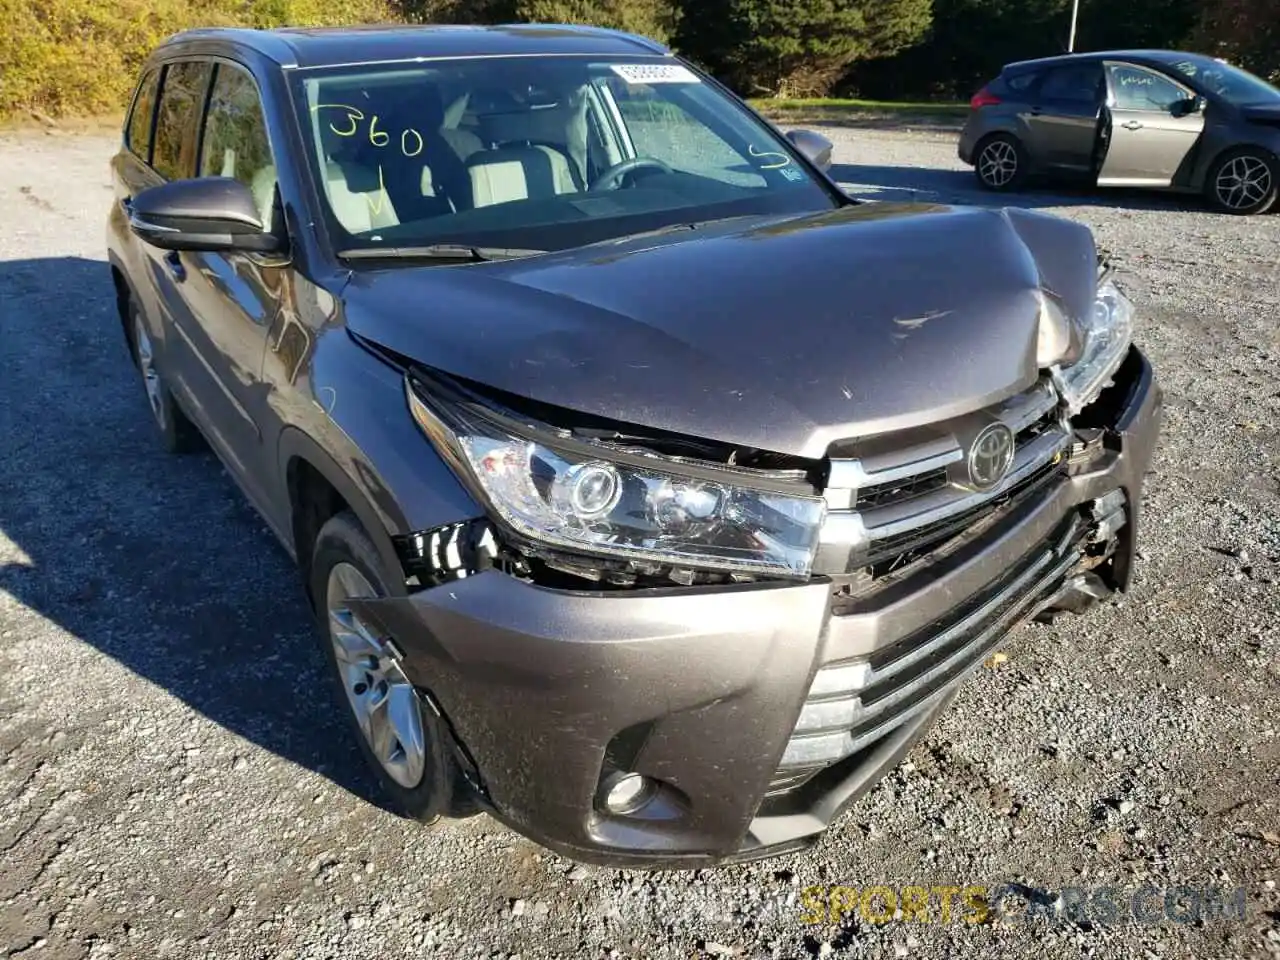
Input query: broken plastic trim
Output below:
<box><xmin>393</xmin><ymin>518</ymin><xmax>500</xmax><ymax>590</ymax></box>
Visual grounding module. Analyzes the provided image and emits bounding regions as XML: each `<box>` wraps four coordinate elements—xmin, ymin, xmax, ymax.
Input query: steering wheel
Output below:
<box><xmin>591</xmin><ymin>157</ymin><xmax>675</xmax><ymax>192</ymax></box>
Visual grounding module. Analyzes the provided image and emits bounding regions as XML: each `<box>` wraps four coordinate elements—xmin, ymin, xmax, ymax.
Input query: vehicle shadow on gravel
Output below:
<box><xmin>0</xmin><ymin>256</ymin><xmax>386</xmax><ymax>808</ymax></box>
<box><xmin>830</xmin><ymin>162</ymin><xmax>1209</xmax><ymax>213</ymax></box>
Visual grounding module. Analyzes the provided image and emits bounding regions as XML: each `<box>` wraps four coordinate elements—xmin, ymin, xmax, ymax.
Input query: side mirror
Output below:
<box><xmin>785</xmin><ymin>129</ymin><xmax>834</xmax><ymax>173</ymax></box>
<box><xmin>129</xmin><ymin>177</ymin><xmax>282</xmax><ymax>254</ymax></box>
<box><xmin>1174</xmin><ymin>95</ymin><xmax>1207</xmax><ymax>117</ymax></box>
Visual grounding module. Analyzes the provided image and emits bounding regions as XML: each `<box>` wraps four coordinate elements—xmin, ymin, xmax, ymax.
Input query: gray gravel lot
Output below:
<box><xmin>1</xmin><ymin>124</ymin><xmax>1279</xmax><ymax>960</ymax></box>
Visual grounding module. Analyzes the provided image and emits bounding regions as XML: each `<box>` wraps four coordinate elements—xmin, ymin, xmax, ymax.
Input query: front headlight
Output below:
<box><xmin>1051</xmin><ymin>278</ymin><xmax>1134</xmax><ymax>414</ymax></box>
<box><xmin>406</xmin><ymin>377</ymin><xmax>826</xmax><ymax>580</ymax></box>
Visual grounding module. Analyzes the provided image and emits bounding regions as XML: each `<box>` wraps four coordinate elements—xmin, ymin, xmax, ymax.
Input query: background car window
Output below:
<box><xmin>1005</xmin><ymin>72</ymin><xmax>1040</xmax><ymax>95</ymax></box>
<box><xmin>608</xmin><ymin>81</ymin><xmax>765</xmax><ymax>188</ymax></box>
<box><xmin>1108</xmin><ymin>64</ymin><xmax>1190</xmax><ymax>112</ymax></box>
<box><xmin>126</xmin><ymin>70</ymin><xmax>160</xmax><ymax>160</ymax></box>
<box><xmin>152</xmin><ymin>61</ymin><xmax>213</xmax><ymax>181</ymax></box>
<box><xmin>200</xmin><ymin>63</ymin><xmax>277</xmax><ymax>226</ymax></box>
<box><xmin>1040</xmin><ymin>64</ymin><xmax>1103</xmax><ymax>104</ymax></box>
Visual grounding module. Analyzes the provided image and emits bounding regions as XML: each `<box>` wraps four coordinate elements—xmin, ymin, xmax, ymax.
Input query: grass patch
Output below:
<box><xmin>749</xmin><ymin>97</ymin><xmax>969</xmax><ymax>127</ymax></box>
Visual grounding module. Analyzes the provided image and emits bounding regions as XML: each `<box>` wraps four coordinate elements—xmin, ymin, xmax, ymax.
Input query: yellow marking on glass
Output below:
<box><xmin>369</xmin><ymin>116</ymin><xmax>389</xmax><ymax>147</ymax></box>
<box><xmin>365</xmin><ymin>166</ymin><xmax>389</xmax><ymax>216</ymax></box>
<box><xmin>401</xmin><ymin>128</ymin><xmax>424</xmax><ymax>158</ymax></box>
<box><xmin>311</xmin><ymin>104</ymin><xmax>365</xmax><ymax>137</ymax></box>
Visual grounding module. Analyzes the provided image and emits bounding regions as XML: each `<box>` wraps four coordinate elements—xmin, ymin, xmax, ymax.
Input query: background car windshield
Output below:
<box><xmin>295</xmin><ymin>57</ymin><xmax>834</xmax><ymax>252</ymax></box>
<box><xmin>1170</xmin><ymin>57</ymin><xmax>1280</xmax><ymax>105</ymax></box>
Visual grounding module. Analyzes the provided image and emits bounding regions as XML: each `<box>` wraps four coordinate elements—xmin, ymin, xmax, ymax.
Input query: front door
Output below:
<box><xmin>1099</xmin><ymin>62</ymin><xmax>1205</xmax><ymax>187</ymax></box>
<box><xmin>170</xmin><ymin>59</ymin><xmax>284</xmax><ymax>514</ymax></box>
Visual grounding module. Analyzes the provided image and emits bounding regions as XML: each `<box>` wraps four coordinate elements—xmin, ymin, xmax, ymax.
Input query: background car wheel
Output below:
<box><xmin>1206</xmin><ymin>148</ymin><xmax>1278</xmax><ymax>215</ymax></box>
<box><xmin>974</xmin><ymin>134</ymin><xmax>1028</xmax><ymax>191</ymax></box>
<box><xmin>126</xmin><ymin>299</ymin><xmax>203</xmax><ymax>454</ymax></box>
<box><xmin>309</xmin><ymin>511</ymin><xmax>452</xmax><ymax>823</ymax></box>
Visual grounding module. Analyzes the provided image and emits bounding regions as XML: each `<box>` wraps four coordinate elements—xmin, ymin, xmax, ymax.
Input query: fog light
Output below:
<box><xmin>600</xmin><ymin>772</ymin><xmax>656</xmax><ymax>815</ymax></box>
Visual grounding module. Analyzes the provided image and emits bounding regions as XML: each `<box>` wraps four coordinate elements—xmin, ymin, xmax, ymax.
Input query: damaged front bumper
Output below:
<box><xmin>351</xmin><ymin>347</ymin><xmax>1162</xmax><ymax>868</ymax></box>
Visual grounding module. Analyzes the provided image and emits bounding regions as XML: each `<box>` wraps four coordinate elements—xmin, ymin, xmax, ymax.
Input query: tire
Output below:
<box><xmin>1205</xmin><ymin>148</ymin><xmax>1278</xmax><ymax>215</ymax></box>
<box><xmin>309</xmin><ymin>510</ymin><xmax>452</xmax><ymax>822</ymax></box>
<box><xmin>125</xmin><ymin>298</ymin><xmax>203</xmax><ymax>454</ymax></box>
<box><xmin>973</xmin><ymin>133</ymin><xmax>1029</xmax><ymax>192</ymax></box>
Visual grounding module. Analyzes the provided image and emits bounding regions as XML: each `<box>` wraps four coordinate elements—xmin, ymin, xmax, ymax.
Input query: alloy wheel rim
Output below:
<box><xmin>979</xmin><ymin>140</ymin><xmax>1018</xmax><ymax>187</ymax></box>
<box><xmin>1216</xmin><ymin>155</ymin><xmax>1272</xmax><ymax>210</ymax></box>
<box><xmin>326</xmin><ymin>562</ymin><xmax>427</xmax><ymax>789</ymax></box>
<box><xmin>132</xmin><ymin>314</ymin><xmax>166</xmax><ymax>428</ymax></box>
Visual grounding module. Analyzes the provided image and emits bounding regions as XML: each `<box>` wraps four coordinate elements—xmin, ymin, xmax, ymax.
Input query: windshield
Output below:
<box><xmin>1169</xmin><ymin>57</ymin><xmax>1280</xmax><ymax>105</ymax></box>
<box><xmin>294</xmin><ymin>56</ymin><xmax>837</xmax><ymax>254</ymax></box>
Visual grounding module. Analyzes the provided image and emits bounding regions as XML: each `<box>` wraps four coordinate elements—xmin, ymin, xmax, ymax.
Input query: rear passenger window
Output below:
<box><xmin>200</xmin><ymin>63</ymin><xmax>277</xmax><ymax>225</ymax></box>
<box><xmin>126</xmin><ymin>70</ymin><xmax>160</xmax><ymax>159</ymax></box>
<box><xmin>1040</xmin><ymin>64</ymin><xmax>1104</xmax><ymax>104</ymax></box>
<box><xmin>1006</xmin><ymin>72</ymin><xmax>1040</xmax><ymax>94</ymax></box>
<box><xmin>152</xmin><ymin>61</ymin><xmax>213</xmax><ymax>181</ymax></box>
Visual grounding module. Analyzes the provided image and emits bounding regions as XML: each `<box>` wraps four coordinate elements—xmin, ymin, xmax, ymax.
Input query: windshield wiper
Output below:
<box><xmin>336</xmin><ymin>244</ymin><xmax>547</xmax><ymax>262</ymax></box>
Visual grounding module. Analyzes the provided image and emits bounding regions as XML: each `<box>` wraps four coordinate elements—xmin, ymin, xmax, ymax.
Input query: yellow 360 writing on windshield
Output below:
<box><xmin>311</xmin><ymin>104</ymin><xmax>426</xmax><ymax>159</ymax></box>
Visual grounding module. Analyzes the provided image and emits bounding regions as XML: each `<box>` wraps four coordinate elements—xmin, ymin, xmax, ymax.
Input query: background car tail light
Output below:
<box><xmin>970</xmin><ymin>87</ymin><xmax>1002</xmax><ymax>109</ymax></box>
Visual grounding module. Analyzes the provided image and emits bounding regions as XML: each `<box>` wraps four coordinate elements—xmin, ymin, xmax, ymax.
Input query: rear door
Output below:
<box><xmin>1099</xmin><ymin>62</ymin><xmax>1205</xmax><ymax>186</ymax></box>
<box><xmin>1027</xmin><ymin>61</ymin><xmax>1105</xmax><ymax>173</ymax></box>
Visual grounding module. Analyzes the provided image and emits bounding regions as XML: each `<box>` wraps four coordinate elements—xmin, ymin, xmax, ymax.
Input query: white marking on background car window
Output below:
<box><xmin>609</xmin><ymin>64</ymin><xmax>700</xmax><ymax>85</ymax></box>
<box><xmin>748</xmin><ymin>143</ymin><xmax>792</xmax><ymax>170</ymax></box>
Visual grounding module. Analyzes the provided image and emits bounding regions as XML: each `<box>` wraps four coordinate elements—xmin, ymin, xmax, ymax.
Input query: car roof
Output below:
<box><xmin>1003</xmin><ymin>49</ymin><xmax>1214</xmax><ymax>74</ymax></box>
<box><xmin>159</xmin><ymin>23</ymin><xmax>671</xmax><ymax>69</ymax></box>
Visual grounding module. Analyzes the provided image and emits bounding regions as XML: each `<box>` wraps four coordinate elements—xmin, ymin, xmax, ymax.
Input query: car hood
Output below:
<box><xmin>344</xmin><ymin>203</ymin><xmax>1099</xmax><ymax>459</ymax></box>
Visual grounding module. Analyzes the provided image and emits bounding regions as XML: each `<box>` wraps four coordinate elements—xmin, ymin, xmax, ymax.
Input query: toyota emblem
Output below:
<box><xmin>967</xmin><ymin>423</ymin><xmax>1015</xmax><ymax>491</ymax></box>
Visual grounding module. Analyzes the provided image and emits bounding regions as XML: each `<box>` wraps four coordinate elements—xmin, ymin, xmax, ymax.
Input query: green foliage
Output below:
<box><xmin>0</xmin><ymin>0</ymin><xmax>391</xmax><ymax>118</ymax></box>
<box><xmin>516</xmin><ymin>0</ymin><xmax>679</xmax><ymax>43</ymax></box>
<box><xmin>677</xmin><ymin>0</ymin><xmax>931</xmax><ymax>97</ymax></box>
<box><xmin>1192</xmin><ymin>0</ymin><xmax>1280</xmax><ymax>82</ymax></box>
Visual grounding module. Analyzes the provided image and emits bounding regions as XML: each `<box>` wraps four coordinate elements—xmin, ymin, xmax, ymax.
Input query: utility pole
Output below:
<box><xmin>1068</xmin><ymin>0</ymin><xmax>1080</xmax><ymax>52</ymax></box>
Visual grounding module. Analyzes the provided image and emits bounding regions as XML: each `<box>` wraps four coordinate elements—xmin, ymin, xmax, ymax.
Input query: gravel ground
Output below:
<box><xmin>1</xmin><ymin>124</ymin><xmax>1279</xmax><ymax>960</ymax></box>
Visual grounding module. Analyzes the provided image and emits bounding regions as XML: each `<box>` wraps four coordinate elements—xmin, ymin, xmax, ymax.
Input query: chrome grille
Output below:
<box><xmin>815</xmin><ymin>380</ymin><xmax>1069</xmax><ymax>577</ymax></box>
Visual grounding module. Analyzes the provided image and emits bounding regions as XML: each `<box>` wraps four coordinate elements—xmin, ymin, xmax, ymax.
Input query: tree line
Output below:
<box><xmin>411</xmin><ymin>0</ymin><xmax>1280</xmax><ymax>98</ymax></box>
<box><xmin>1</xmin><ymin>0</ymin><xmax>1275</xmax><ymax>118</ymax></box>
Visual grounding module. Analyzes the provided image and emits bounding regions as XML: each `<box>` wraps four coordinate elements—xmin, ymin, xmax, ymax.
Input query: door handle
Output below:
<box><xmin>1121</xmin><ymin>120</ymin><xmax>1144</xmax><ymax>131</ymax></box>
<box><xmin>163</xmin><ymin>251</ymin><xmax>186</xmax><ymax>283</ymax></box>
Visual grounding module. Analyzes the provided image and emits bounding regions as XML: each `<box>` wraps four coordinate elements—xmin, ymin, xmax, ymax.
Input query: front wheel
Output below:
<box><xmin>1206</xmin><ymin>148</ymin><xmax>1278</xmax><ymax>215</ymax></box>
<box><xmin>973</xmin><ymin>134</ymin><xmax>1028</xmax><ymax>192</ymax></box>
<box><xmin>310</xmin><ymin>511</ymin><xmax>453</xmax><ymax>822</ymax></box>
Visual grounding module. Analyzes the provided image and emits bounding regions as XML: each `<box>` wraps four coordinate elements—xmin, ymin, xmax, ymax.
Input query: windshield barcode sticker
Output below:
<box><xmin>609</xmin><ymin>64</ymin><xmax>700</xmax><ymax>85</ymax></box>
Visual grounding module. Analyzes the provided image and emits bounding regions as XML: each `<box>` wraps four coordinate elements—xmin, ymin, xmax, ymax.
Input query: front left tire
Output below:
<box><xmin>309</xmin><ymin>510</ymin><xmax>453</xmax><ymax>822</ymax></box>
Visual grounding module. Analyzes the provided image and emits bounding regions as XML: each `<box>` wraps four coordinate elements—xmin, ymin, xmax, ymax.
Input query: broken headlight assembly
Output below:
<box><xmin>1050</xmin><ymin>277</ymin><xmax>1134</xmax><ymax>415</ymax></box>
<box><xmin>406</xmin><ymin>375</ymin><xmax>827</xmax><ymax>582</ymax></box>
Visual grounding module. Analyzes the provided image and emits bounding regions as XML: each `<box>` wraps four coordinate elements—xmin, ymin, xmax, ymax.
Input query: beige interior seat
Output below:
<box><xmin>324</xmin><ymin>162</ymin><xmax>400</xmax><ymax>233</ymax></box>
<box><xmin>466</xmin><ymin>145</ymin><xmax>578</xmax><ymax>208</ymax></box>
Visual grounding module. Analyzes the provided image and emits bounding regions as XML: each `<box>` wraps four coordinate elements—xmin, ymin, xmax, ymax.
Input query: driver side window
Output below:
<box><xmin>1108</xmin><ymin>64</ymin><xmax>1192</xmax><ymax>113</ymax></box>
<box><xmin>199</xmin><ymin>63</ymin><xmax>277</xmax><ymax>228</ymax></box>
<box><xmin>605</xmin><ymin>80</ymin><xmax>766</xmax><ymax>188</ymax></box>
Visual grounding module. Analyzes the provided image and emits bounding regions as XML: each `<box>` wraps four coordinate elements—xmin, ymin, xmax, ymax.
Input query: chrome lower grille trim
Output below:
<box><xmin>773</xmin><ymin>517</ymin><xmax>1082</xmax><ymax>780</ymax></box>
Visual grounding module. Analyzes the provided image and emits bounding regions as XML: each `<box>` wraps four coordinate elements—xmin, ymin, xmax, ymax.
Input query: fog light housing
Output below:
<box><xmin>599</xmin><ymin>772</ymin><xmax>657</xmax><ymax>815</ymax></box>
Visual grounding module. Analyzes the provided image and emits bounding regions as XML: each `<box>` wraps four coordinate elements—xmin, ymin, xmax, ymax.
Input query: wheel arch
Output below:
<box><xmin>278</xmin><ymin>425</ymin><xmax>411</xmax><ymax>602</ymax></box>
<box><xmin>1194</xmin><ymin>141</ymin><xmax>1280</xmax><ymax>192</ymax></box>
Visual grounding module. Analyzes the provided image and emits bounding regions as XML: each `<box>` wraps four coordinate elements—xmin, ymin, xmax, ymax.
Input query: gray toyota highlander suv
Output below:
<box><xmin>107</xmin><ymin>24</ymin><xmax>1162</xmax><ymax>867</ymax></box>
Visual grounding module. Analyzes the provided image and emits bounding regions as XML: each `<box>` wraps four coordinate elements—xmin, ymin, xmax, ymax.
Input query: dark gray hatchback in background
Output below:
<box><xmin>107</xmin><ymin>24</ymin><xmax>1162</xmax><ymax>867</ymax></box>
<box><xmin>960</xmin><ymin>50</ymin><xmax>1280</xmax><ymax>214</ymax></box>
